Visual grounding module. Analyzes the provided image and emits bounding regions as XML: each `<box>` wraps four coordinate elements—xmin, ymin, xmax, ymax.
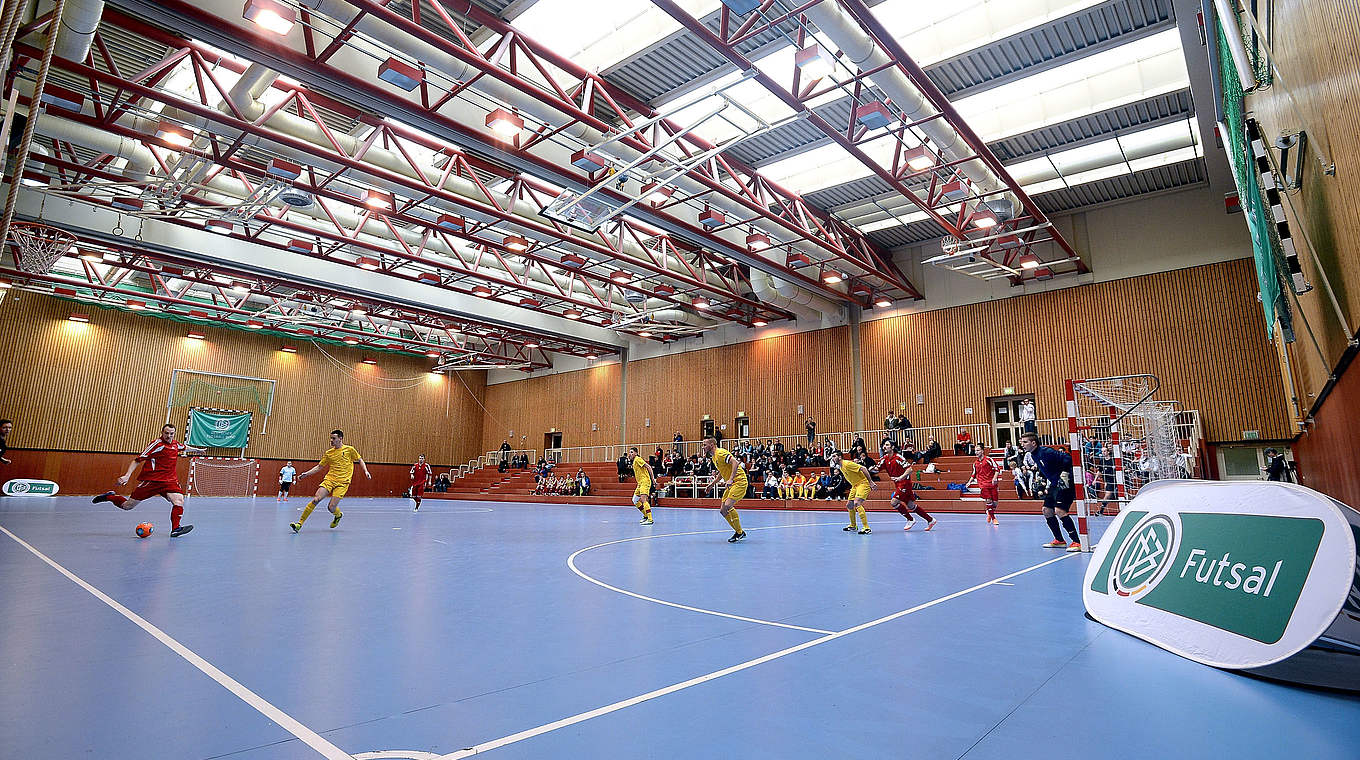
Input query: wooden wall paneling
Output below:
<box><xmin>480</xmin><ymin>363</ymin><xmax>621</xmax><ymax>453</ymax></box>
<box><xmin>0</xmin><ymin>293</ymin><xmax>486</xmax><ymax>467</ymax></box>
<box><xmin>1244</xmin><ymin>0</ymin><xmax>1360</xmax><ymax>406</ymax></box>
<box><xmin>859</xmin><ymin>260</ymin><xmax>1291</xmax><ymax>443</ymax></box>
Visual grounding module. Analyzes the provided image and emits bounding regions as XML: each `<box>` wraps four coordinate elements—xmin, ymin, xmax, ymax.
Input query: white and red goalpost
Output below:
<box><xmin>1066</xmin><ymin>374</ymin><xmax>1188</xmax><ymax>551</ymax></box>
<box><xmin>188</xmin><ymin>457</ymin><xmax>260</xmax><ymax>498</ymax></box>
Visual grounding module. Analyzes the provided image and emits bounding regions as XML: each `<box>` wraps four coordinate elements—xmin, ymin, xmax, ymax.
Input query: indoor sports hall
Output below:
<box><xmin>1</xmin><ymin>0</ymin><xmax>1358</xmax><ymax>758</ymax></box>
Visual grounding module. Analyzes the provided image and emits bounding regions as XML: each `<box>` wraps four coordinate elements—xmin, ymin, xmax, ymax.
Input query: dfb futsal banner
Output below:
<box><xmin>187</xmin><ymin>408</ymin><xmax>251</xmax><ymax>449</ymax></box>
<box><xmin>1084</xmin><ymin>480</ymin><xmax>1357</xmax><ymax>670</ymax></box>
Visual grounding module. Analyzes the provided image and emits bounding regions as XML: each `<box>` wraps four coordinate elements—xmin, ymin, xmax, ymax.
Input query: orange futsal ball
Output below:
<box><xmin>135</xmin><ymin>522</ymin><xmax>154</xmax><ymax>538</ymax></box>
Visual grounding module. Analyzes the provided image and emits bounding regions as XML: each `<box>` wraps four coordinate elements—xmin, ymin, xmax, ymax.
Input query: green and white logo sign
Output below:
<box><xmin>2</xmin><ymin>479</ymin><xmax>60</xmax><ymax>496</ymax></box>
<box><xmin>187</xmin><ymin>408</ymin><xmax>251</xmax><ymax>449</ymax></box>
<box><xmin>1084</xmin><ymin>480</ymin><xmax>1357</xmax><ymax>669</ymax></box>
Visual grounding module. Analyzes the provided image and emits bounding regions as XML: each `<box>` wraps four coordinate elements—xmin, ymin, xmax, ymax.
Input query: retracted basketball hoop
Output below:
<box><xmin>7</xmin><ymin>222</ymin><xmax>76</xmax><ymax>274</ymax></box>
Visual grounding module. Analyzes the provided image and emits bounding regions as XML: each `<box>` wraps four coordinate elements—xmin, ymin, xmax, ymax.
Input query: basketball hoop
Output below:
<box><xmin>8</xmin><ymin>222</ymin><xmax>76</xmax><ymax>274</ymax></box>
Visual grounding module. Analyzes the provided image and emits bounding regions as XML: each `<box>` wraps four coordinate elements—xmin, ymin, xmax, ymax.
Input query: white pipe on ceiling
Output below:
<box><xmin>800</xmin><ymin>1</ymin><xmax>1022</xmax><ymax>222</ymax></box>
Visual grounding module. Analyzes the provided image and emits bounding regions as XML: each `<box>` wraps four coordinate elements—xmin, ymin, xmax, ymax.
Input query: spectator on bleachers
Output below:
<box><xmin>901</xmin><ymin>440</ymin><xmax>919</xmax><ymax>464</ymax></box>
<box><xmin>921</xmin><ymin>436</ymin><xmax>942</xmax><ymax>464</ymax></box>
<box><xmin>617</xmin><ymin>453</ymin><xmax>630</xmax><ymax>482</ymax></box>
<box><xmin>793</xmin><ymin>444</ymin><xmax>809</xmax><ymax>469</ymax></box>
<box><xmin>772</xmin><ymin>440</ymin><xmax>784</xmax><ymax>455</ymax></box>
<box><xmin>673</xmin><ymin>431</ymin><xmax>684</xmax><ymax>452</ymax></box>
<box><xmin>896</xmin><ymin>412</ymin><xmax>912</xmax><ymax>443</ymax></box>
<box><xmin>822</xmin><ymin>436</ymin><xmax>839</xmax><ymax>458</ymax></box>
<box><xmin>954</xmin><ymin>428</ymin><xmax>973</xmax><ymax>455</ymax></box>
<box><xmin>498</xmin><ymin>457</ymin><xmax>508</xmax><ymax>473</ymax></box>
<box><xmin>763</xmin><ymin>471</ymin><xmax>780</xmax><ymax>500</ymax></box>
<box><xmin>810</xmin><ymin>446</ymin><xmax>828</xmax><ymax>468</ymax></box>
<box><xmin>1012</xmin><ymin>462</ymin><xmax>1028</xmax><ymax>498</ymax></box>
<box><xmin>500</xmin><ymin>440</ymin><xmax>511</xmax><ymax>462</ymax></box>
<box><xmin>825</xmin><ymin>467</ymin><xmax>849</xmax><ymax>499</ymax></box>
<box><xmin>851</xmin><ymin>435</ymin><xmax>867</xmax><ymax>455</ymax></box>
<box><xmin>884</xmin><ymin>409</ymin><xmax>898</xmax><ymax>442</ymax></box>
<box><xmin>1003</xmin><ymin>441</ymin><xmax>1020</xmax><ymax>468</ymax></box>
<box><xmin>1020</xmin><ymin>399</ymin><xmax>1037</xmax><ymax>434</ymax></box>
<box><xmin>575</xmin><ymin>468</ymin><xmax>591</xmax><ymax>496</ymax></box>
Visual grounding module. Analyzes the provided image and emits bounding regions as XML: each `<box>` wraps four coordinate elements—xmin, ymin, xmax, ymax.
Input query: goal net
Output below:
<box><xmin>1066</xmin><ymin>375</ymin><xmax>1192</xmax><ymax>549</ymax></box>
<box><xmin>188</xmin><ymin>457</ymin><xmax>259</xmax><ymax>498</ymax></box>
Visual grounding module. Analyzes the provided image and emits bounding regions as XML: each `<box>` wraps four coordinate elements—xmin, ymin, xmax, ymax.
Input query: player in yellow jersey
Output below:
<box><xmin>831</xmin><ymin>450</ymin><xmax>875</xmax><ymax>534</ymax></box>
<box><xmin>702</xmin><ymin>435</ymin><xmax>747</xmax><ymax>542</ymax></box>
<box><xmin>628</xmin><ymin>446</ymin><xmax>655</xmax><ymax>525</ymax></box>
<box><xmin>290</xmin><ymin>429</ymin><xmax>371</xmax><ymax>533</ymax></box>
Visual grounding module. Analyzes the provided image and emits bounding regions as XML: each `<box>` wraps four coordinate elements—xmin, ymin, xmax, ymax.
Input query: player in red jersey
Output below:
<box><xmin>970</xmin><ymin>445</ymin><xmax>1002</xmax><ymax>525</ymax></box>
<box><xmin>92</xmin><ymin>423</ymin><xmax>206</xmax><ymax>537</ymax></box>
<box><xmin>875</xmin><ymin>440</ymin><xmax>936</xmax><ymax>531</ymax></box>
<box><xmin>410</xmin><ymin>454</ymin><xmax>432</xmax><ymax>512</ymax></box>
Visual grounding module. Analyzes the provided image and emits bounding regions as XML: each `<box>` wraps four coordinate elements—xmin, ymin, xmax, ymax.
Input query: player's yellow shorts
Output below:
<box><xmin>320</xmin><ymin>479</ymin><xmax>350</xmax><ymax>499</ymax></box>
<box><xmin>849</xmin><ymin>483</ymin><xmax>871</xmax><ymax>502</ymax></box>
<box><xmin>633</xmin><ymin>480</ymin><xmax>652</xmax><ymax>500</ymax></box>
<box><xmin>722</xmin><ymin>476</ymin><xmax>749</xmax><ymax>503</ymax></box>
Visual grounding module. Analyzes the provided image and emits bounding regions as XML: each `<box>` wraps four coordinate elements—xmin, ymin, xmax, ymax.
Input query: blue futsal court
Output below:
<box><xmin>1</xmin><ymin>497</ymin><xmax>1357</xmax><ymax>759</ymax></box>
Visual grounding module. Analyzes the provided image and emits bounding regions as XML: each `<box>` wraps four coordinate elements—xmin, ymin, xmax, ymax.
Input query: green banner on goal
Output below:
<box><xmin>187</xmin><ymin>409</ymin><xmax>251</xmax><ymax>449</ymax></box>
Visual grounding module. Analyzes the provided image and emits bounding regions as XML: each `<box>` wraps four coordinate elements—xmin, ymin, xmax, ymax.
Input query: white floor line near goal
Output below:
<box><xmin>0</xmin><ymin>523</ymin><xmax>351</xmax><ymax>760</ymax></box>
<box><xmin>435</xmin><ymin>552</ymin><xmax>1079</xmax><ymax>759</ymax></box>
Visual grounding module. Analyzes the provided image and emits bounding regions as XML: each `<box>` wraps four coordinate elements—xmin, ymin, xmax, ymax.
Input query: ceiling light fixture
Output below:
<box><xmin>746</xmin><ymin>232</ymin><xmax>771</xmax><ymax>251</ymax></box>
<box><xmin>794</xmin><ymin>43</ymin><xmax>835</xmax><ymax>81</ymax></box>
<box><xmin>822</xmin><ymin>270</ymin><xmax>843</xmax><ymax>284</ymax></box>
<box><xmin>280</xmin><ymin>345</ymin><xmax>297</xmax><ymax>353</ymax></box>
<box><xmin>874</xmin><ymin>297</ymin><xmax>893</xmax><ymax>308</ymax></box>
<box><xmin>155</xmin><ymin>120</ymin><xmax>193</xmax><ymax>148</ymax></box>
<box><xmin>186</xmin><ymin>330</ymin><xmax>206</xmax><ymax>340</ymax></box>
<box><xmin>362</xmin><ymin>190</ymin><xmax>394</xmax><ymax>211</ymax></box>
<box><xmin>503</xmin><ymin>235</ymin><xmax>529</xmax><ymax>252</ymax></box>
<box><xmin>206</xmin><ymin>219</ymin><xmax>233</xmax><ymax>235</ymax></box>
<box><xmin>436</xmin><ymin>214</ymin><xmax>465</xmax><ymax>231</ymax></box>
<box><xmin>610</xmin><ymin>270</ymin><xmax>631</xmax><ymax>284</ymax></box>
<box><xmin>564</xmin><ymin>309</ymin><xmax>582</xmax><ymax>320</ymax></box>
<box><xmin>243</xmin><ymin>0</ymin><xmax>296</xmax><ymax>35</ymax></box>
<box><xmin>343</xmin><ymin>336</ymin><xmax>360</xmax><ymax>345</ymax></box>
<box><xmin>267</xmin><ymin>157</ymin><xmax>302</xmax><ymax>180</ymax></box>
<box><xmin>377</xmin><ymin>57</ymin><xmax>423</xmax><ymax>91</ymax></box>
<box><xmin>246</xmin><ymin>320</ymin><xmax>264</xmax><ymax>329</ymax></box>
<box><xmin>361</xmin><ymin>358</ymin><xmax>377</xmax><ymax>365</ymax></box>
<box><xmin>356</xmin><ymin>257</ymin><xmax>380</xmax><ymax>270</ymax></box>
<box><xmin>1019</xmin><ymin>253</ymin><xmax>1041</xmax><ymax>270</ymax></box>
<box><xmin>472</xmin><ymin>285</ymin><xmax>493</xmax><ymax>297</ymax></box>
<box><xmin>699</xmin><ymin>207</ymin><xmax>724</xmax><ymax>228</ymax></box>
<box><xmin>752</xmin><ymin>319</ymin><xmax>767</xmax><ymax>327</ymax></box>
<box><xmin>67</xmin><ymin>313</ymin><xmax>90</xmax><ymax>323</ymax></box>
<box><xmin>853</xmin><ymin>100</ymin><xmax>893</xmax><ymax>130</ymax></box>
<box><xmin>903</xmin><ymin>144</ymin><xmax>936</xmax><ymax>172</ymax></box>
<box><xmin>485</xmin><ymin>108</ymin><xmax>524</xmax><ymax>139</ymax></box>
<box><xmin>642</xmin><ymin>182</ymin><xmax>673</xmax><ymax>205</ymax></box>
<box><xmin>126</xmin><ymin>299</ymin><xmax>147</xmax><ymax>310</ymax></box>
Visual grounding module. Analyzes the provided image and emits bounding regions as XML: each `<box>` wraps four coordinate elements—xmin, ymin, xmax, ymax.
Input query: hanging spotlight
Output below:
<box><xmin>503</xmin><ymin>235</ymin><xmax>529</xmax><ymax>252</ymax></box>
<box><xmin>903</xmin><ymin>144</ymin><xmax>936</xmax><ymax>172</ymax></box>
<box><xmin>642</xmin><ymin>182</ymin><xmax>673</xmax><ymax>205</ymax></box>
<box><xmin>853</xmin><ymin>101</ymin><xmax>893</xmax><ymax>130</ymax></box>
<box><xmin>746</xmin><ymin>232</ymin><xmax>771</xmax><ymax>251</ymax></box>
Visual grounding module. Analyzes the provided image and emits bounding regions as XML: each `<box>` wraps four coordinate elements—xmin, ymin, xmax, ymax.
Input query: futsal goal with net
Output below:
<box><xmin>188</xmin><ymin>457</ymin><xmax>260</xmax><ymax>498</ymax></box>
<box><xmin>1065</xmin><ymin>374</ymin><xmax>1192</xmax><ymax>551</ymax></box>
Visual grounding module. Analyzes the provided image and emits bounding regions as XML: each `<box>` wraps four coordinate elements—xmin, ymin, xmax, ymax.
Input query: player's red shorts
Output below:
<box><xmin>412</xmin><ymin>482</ymin><xmax>426</xmax><ymax>497</ymax></box>
<box><xmin>979</xmin><ymin>483</ymin><xmax>999</xmax><ymax>502</ymax></box>
<box><xmin>131</xmin><ymin>479</ymin><xmax>183</xmax><ymax>501</ymax></box>
<box><xmin>892</xmin><ymin>484</ymin><xmax>915</xmax><ymax>503</ymax></box>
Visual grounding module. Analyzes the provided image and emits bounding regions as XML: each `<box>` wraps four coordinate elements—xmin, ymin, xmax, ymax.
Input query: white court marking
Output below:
<box><xmin>438</xmin><ymin>551</ymin><xmax>1080</xmax><ymax>759</ymax></box>
<box><xmin>0</xmin><ymin>523</ymin><xmax>351</xmax><ymax>760</ymax></box>
<box><xmin>568</xmin><ymin>521</ymin><xmax>847</xmax><ymax>635</ymax></box>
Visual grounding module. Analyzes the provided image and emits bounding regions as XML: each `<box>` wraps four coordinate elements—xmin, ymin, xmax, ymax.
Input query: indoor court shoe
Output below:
<box><xmin>640</xmin><ymin>518</ymin><xmax>653</xmax><ymax>525</ymax></box>
<box><xmin>843</xmin><ymin>525</ymin><xmax>858</xmax><ymax>531</ymax></box>
<box><xmin>330</xmin><ymin>512</ymin><xmax>343</xmax><ymax>528</ymax></box>
<box><xmin>92</xmin><ymin>491</ymin><xmax>114</xmax><ymax>504</ymax></box>
<box><xmin>858</xmin><ymin>527</ymin><xmax>872</xmax><ymax>535</ymax></box>
<box><xmin>289</xmin><ymin>522</ymin><xmax>301</xmax><ymax>533</ymax></box>
<box><xmin>727</xmin><ymin>531</ymin><xmax>747</xmax><ymax>543</ymax></box>
<box><xmin>170</xmin><ymin>525</ymin><xmax>193</xmax><ymax>537</ymax></box>
<box><xmin>925</xmin><ymin>520</ymin><xmax>937</xmax><ymax>531</ymax></box>
<box><xmin>1042</xmin><ymin>539</ymin><xmax>1066</xmax><ymax>548</ymax></box>
<box><xmin>1066</xmin><ymin>542</ymin><xmax>1082</xmax><ymax>552</ymax></box>
<box><xmin>903</xmin><ymin>520</ymin><xmax>914</xmax><ymax>531</ymax></box>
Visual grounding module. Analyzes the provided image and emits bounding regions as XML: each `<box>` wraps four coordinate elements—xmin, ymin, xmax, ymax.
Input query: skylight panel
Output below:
<box><xmin>513</xmin><ymin>0</ymin><xmax>720</xmax><ymax>74</ymax></box>
<box><xmin>875</xmin><ymin>0</ymin><xmax>1107</xmax><ymax>66</ymax></box>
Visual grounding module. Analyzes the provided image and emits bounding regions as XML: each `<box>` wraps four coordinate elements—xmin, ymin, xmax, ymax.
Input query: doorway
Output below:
<box><xmin>988</xmin><ymin>393</ymin><xmax>1035</xmax><ymax>449</ymax></box>
<box><xmin>543</xmin><ymin>431</ymin><xmax>563</xmax><ymax>461</ymax></box>
<box><xmin>700</xmin><ymin>418</ymin><xmax>715</xmax><ymax>441</ymax></box>
<box><xmin>1218</xmin><ymin>445</ymin><xmax>1271</xmax><ymax>481</ymax></box>
<box><xmin>734</xmin><ymin>416</ymin><xmax>750</xmax><ymax>440</ymax></box>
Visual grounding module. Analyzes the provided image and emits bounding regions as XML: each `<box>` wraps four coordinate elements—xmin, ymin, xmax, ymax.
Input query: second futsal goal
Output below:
<box><xmin>188</xmin><ymin>457</ymin><xmax>260</xmax><ymax>497</ymax></box>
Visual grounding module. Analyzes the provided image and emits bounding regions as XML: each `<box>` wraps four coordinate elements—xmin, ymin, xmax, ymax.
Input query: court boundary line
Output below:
<box><xmin>436</xmin><ymin>552</ymin><xmax>1080</xmax><ymax>759</ymax></box>
<box><xmin>0</xmin><ymin>523</ymin><xmax>351</xmax><ymax>760</ymax></box>
<box><xmin>567</xmin><ymin>521</ymin><xmax>845</xmax><ymax>635</ymax></box>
